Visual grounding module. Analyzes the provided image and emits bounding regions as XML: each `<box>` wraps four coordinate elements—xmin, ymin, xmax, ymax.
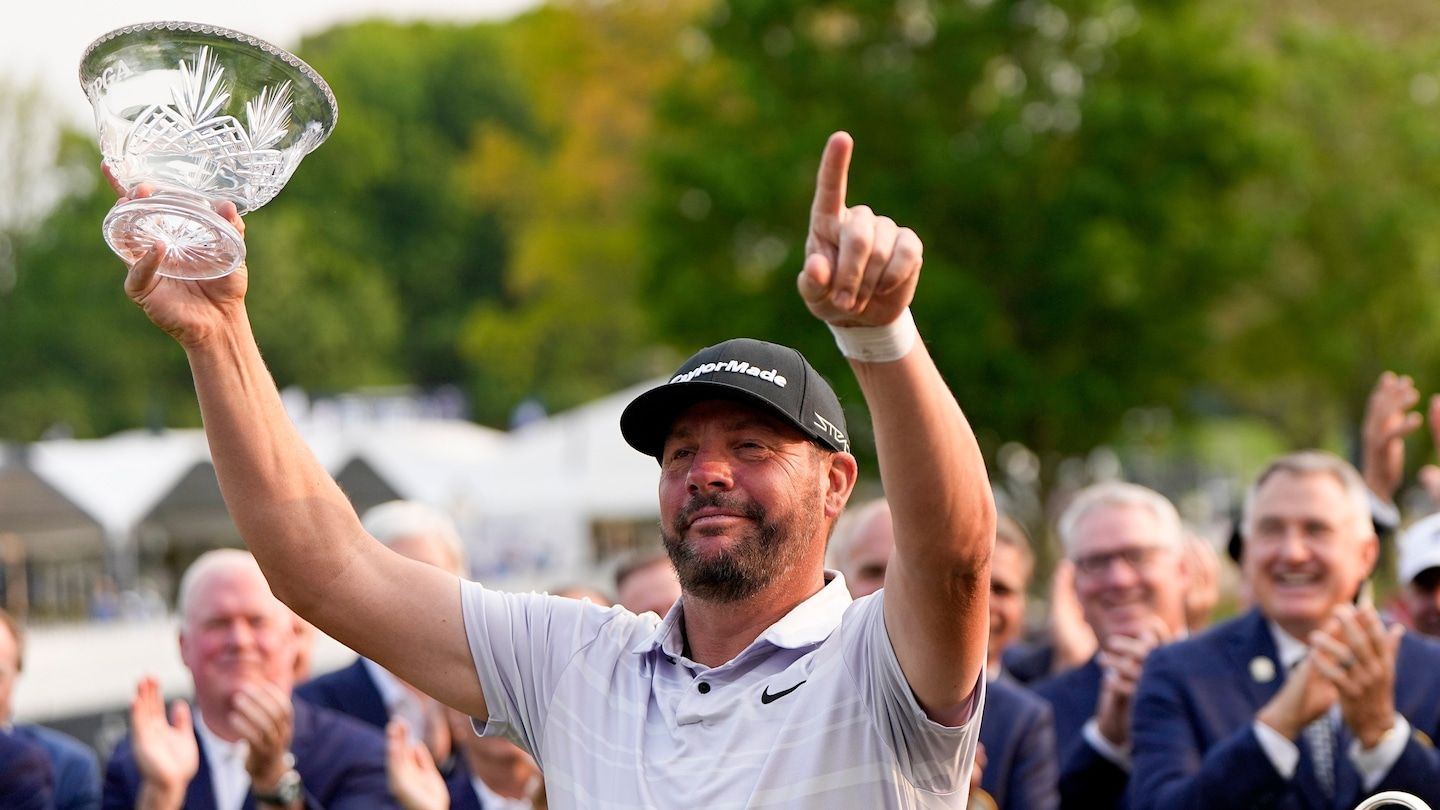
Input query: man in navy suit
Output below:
<box><xmin>1131</xmin><ymin>450</ymin><xmax>1440</xmax><ymax>809</ymax></box>
<box><xmin>0</xmin><ymin>727</ymin><xmax>54</xmax><ymax>810</ymax></box>
<box><xmin>0</xmin><ymin>609</ymin><xmax>100</xmax><ymax>810</ymax></box>
<box><xmin>833</xmin><ymin>499</ymin><xmax>1058</xmax><ymax>810</ymax></box>
<box><xmin>1033</xmin><ymin>482</ymin><xmax>1190</xmax><ymax>810</ymax></box>
<box><xmin>102</xmin><ymin>549</ymin><xmax>395</xmax><ymax>809</ymax></box>
<box><xmin>297</xmin><ymin>501</ymin><xmax>540</xmax><ymax>809</ymax></box>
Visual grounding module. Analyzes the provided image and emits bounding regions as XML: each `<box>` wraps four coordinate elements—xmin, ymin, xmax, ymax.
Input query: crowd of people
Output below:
<box><xmin>6</xmin><ymin>130</ymin><xmax>1440</xmax><ymax>808</ymax></box>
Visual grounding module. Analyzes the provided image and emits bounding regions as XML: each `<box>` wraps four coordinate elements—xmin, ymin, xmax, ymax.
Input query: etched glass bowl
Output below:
<box><xmin>80</xmin><ymin>21</ymin><xmax>338</xmax><ymax>279</ymax></box>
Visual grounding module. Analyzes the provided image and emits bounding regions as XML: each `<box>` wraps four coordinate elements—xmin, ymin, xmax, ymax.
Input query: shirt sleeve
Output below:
<box><xmin>457</xmin><ymin>579</ymin><xmax>643</xmax><ymax>761</ymax></box>
<box><xmin>1082</xmin><ymin>717</ymin><xmax>1132</xmax><ymax>770</ymax></box>
<box><xmin>1349</xmin><ymin>716</ymin><xmax>1412</xmax><ymax>790</ymax></box>
<box><xmin>1252</xmin><ymin>719</ymin><xmax>1300</xmax><ymax>778</ymax></box>
<box><xmin>839</xmin><ymin>591</ymin><xmax>984</xmax><ymax>795</ymax></box>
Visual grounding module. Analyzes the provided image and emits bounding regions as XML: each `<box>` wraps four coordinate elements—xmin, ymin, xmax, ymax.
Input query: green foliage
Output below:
<box><xmin>451</xmin><ymin>2</ymin><xmax>706</xmax><ymax>424</ymax></box>
<box><xmin>11</xmin><ymin>0</ymin><xmax>1440</xmax><ymax>467</ymax></box>
<box><xmin>644</xmin><ymin>0</ymin><xmax>1271</xmax><ymax>459</ymax></box>
<box><xmin>277</xmin><ymin>21</ymin><xmax>537</xmax><ymax>395</ymax></box>
<box><xmin>0</xmin><ymin>134</ymin><xmax>199</xmax><ymax>437</ymax></box>
<box><xmin>1211</xmin><ymin>25</ymin><xmax>1440</xmax><ymax>447</ymax></box>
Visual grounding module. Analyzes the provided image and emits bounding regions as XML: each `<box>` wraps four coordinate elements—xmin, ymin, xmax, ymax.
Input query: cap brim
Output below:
<box><xmin>620</xmin><ymin>379</ymin><xmax>812</xmax><ymax>460</ymax></box>
<box><xmin>1402</xmin><ymin>548</ymin><xmax>1440</xmax><ymax>584</ymax></box>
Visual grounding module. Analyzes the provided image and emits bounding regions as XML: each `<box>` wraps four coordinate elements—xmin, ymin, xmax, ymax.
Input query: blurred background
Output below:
<box><xmin>6</xmin><ymin>0</ymin><xmax>1440</xmax><ymax>759</ymax></box>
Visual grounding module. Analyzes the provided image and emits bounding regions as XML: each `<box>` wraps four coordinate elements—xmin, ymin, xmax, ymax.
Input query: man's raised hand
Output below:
<box><xmin>130</xmin><ymin>675</ymin><xmax>198</xmax><ymax>807</ymax></box>
<box><xmin>102</xmin><ymin>162</ymin><xmax>249</xmax><ymax>349</ymax></box>
<box><xmin>799</xmin><ymin>132</ymin><xmax>921</xmax><ymax>328</ymax></box>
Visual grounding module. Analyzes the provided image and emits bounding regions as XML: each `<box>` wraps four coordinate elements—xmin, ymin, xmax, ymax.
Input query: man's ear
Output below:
<box><xmin>824</xmin><ymin>451</ymin><xmax>859</xmax><ymax>519</ymax></box>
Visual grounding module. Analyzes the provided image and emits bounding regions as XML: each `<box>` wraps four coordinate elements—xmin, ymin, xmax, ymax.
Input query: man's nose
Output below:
<box><xmin>223</xmin><ymin>618</ymin><xmax>255</xmax><ymax>647</ymax></box>
<box><xmin>686</xmin><ymin>447</ymin><xmax>735</xmax><ymax>493</ymax></box>
<box><xmin>1274</xmin><ymin>528</ymin><xmax>1311</xmax><ymax>562</ymax></box>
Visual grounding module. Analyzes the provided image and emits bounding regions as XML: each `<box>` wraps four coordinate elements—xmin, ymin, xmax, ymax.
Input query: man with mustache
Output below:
<box><xmin>109</xmin><ymin>131</ymin><xmax>993</xmax><ymax>808</ymax></box>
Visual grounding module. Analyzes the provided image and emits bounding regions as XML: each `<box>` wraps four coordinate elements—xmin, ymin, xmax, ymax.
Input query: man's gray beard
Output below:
<box><xmin>661</xmin><ymin>493</ymin><xmax>816</xmax><ymax>603</ymax></box>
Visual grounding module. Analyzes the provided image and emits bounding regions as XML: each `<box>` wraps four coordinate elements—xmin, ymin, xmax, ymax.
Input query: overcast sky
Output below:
<box><xmin>4</xmin><ymin>0</ymin><xmax>538</xmax><ymax>126</ymax></box>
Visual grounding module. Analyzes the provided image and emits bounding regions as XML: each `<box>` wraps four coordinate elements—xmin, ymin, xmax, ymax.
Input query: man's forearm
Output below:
<box><xmin>858</xmin><ymin>337</ymin><xmax>994</xmax><ymax>720</ymax></box>
<box><xmin>183</xmin><ymin>306</ymin><xmax>366</xmax><ymax>612</ymax></box>
<box><xmin>854</xmin><ymin>340</ymin><xmax>994</xmax><ymax>569</ymax></box>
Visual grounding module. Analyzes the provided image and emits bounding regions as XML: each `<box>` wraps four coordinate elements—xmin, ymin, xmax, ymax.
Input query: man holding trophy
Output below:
<box><xmin>91</xmin><ymin>21</ymin><xmax>994</xmax><ymax>810</ymax></box>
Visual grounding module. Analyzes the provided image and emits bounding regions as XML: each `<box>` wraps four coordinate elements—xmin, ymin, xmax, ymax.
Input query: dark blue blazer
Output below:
<box><xmin>15</xmin><ymin>724</ymin><xmax>99</xmax><ymax>810</ymax></box>
<box><xmin>295</xmin><ymin>660</ymin><xmax>389</xmax><ymax>729</ymax></box>
<box><xmin>1001</xmin><ymin>640</ymin><xmax>1056</xmax><ymax>686</ymax></box>
<box><xmin>297</xmin><ymin>660</ymin><xmax>482</xmax><ymax>810</ymax></box>
<box><xmin>102</xmin><ymin>698</ymin><xmax>397</xmax><ymax>809</ymax></box>
<box><xmin>1033</xmin><ymin>655</ymin><xmax>1128</xmax><ymax>809</ymax></box>
<box><xmin>979</xmin><ymin>676</ymin><xmax>1059</xmax><ymax>810</ymax></box>
<box><xmin>1130</xmin><ymin>608</ymin><xmax>1440</xmax><ymax>810</ymax></box>
<box><xmin>0</xmin><ymin>728</ymin><xmax>55</xmax><ymax>810</ymax></box>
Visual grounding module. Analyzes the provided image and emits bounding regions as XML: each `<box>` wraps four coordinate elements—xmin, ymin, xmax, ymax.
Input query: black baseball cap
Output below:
<box><xmin>620</xmin><ymin>338</ymin><xmax>850</xmax><ymax>460</ymax></box>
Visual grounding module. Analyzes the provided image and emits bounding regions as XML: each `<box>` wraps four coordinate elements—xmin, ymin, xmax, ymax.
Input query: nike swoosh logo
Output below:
<box><xmin>760</xmin><ymin>680</ymin><xmax>806</xmax><ymax>704</ymax></box>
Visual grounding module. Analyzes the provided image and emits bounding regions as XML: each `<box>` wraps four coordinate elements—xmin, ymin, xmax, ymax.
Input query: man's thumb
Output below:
<box><xmin>797</xmin><ymin>253</ymin><xmax>832</xmax><ymax>305</ymax></box>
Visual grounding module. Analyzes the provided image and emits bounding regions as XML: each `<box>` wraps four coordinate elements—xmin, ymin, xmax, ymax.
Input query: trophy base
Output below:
<box><xmin>103</xmin><ymin>194</ymin><xmax>247</xmax><ymax>280</ymax></box>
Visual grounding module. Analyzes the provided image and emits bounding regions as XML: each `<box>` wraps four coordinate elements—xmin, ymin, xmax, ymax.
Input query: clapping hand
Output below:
<box><xmin>130</xmin><ymin>676</ymin><xmax>198</xmax><ymax>810</ymax></box>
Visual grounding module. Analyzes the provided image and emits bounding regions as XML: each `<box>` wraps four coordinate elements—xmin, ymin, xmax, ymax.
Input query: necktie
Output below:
<box><xmin>1303</xmin><ymin>712</ymin><xmax>1336</xmax><ymax>799</ymax></box>
<box><xmin>1288</xmin><ymin>655</ymin><xmax>1336</xmax><ymax>800</ymax></box>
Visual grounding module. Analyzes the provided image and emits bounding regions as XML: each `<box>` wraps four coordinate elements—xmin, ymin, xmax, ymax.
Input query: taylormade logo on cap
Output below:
<box><xmin>671</xmin><ymin>359</ymin><xmax>788</xmax><ymax>388</ymax></box>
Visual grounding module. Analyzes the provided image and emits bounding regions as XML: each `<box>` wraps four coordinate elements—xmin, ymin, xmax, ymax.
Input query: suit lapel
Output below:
<box><xmin>1223</xmin><ymin>610</ymin><xmax>1283</xmax><ymax>710</ymax></box>
<box><xmin>351</xmin><ymin>659</ymin><xmax>392</xmax><ymax>728</ymax></box>
<box><xmin>1331</xmin><ymin>722</ymin><xmax>1360</xmax><ymax>810</ymax></box>
<box><xmin>188</xmin><ymin>730</ymin><xmax>220</xmax><ymax>810</ymax></box>
<box><xmin>1221</xmin><ymin>611</ymin><xmax>1334</xmax><ymax>808</ymax></box>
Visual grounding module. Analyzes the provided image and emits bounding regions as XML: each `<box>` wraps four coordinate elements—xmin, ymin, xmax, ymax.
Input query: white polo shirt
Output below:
<box><xmin>460</xmin><ymin>573</ymin><xmax>982</xmax><ymax>809</ymax></box>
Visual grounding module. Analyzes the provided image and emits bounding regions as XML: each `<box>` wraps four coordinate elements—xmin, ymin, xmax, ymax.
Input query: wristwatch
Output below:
<box><xmin>253</xmin><ymin>753</ymin><xmax>303</xmax><ymax>807</ymax></box>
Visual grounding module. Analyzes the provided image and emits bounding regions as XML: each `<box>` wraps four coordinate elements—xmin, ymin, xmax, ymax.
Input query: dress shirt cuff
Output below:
<box><xmin>1253</xmin><ymin>719</ymin><xmax>1300</xmax><ymax>779</ymax></box>
<box><xmin>1083</xmin><ymin>717</ymin><xmax>1132</xmax><ymax>770</ymax></box>
<box><xmin>1369</xmin><ymin>489</ymin><xmax>1401</xmax><ymax>532</ymax></box>
<box><xmin>1349</xmin><ymin>716</ymin><xmax>1411</xmax><ymax>791</ymax></box>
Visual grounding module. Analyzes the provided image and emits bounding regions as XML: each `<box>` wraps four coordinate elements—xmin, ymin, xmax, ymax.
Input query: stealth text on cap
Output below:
<box><xmin>671</xmin><ymin>360</ymin><xmax>788</xmax><ymax>388</ymax></box>
<box><xmin>813</xmin><ymin>412</ymin><xmax>849</xmax><ymax>452</ymax></box>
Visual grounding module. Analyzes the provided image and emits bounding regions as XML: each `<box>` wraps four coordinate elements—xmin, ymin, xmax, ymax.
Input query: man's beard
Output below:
<box><xmin>661</xmin><ymin>492</ymin><xmax>813</xmax><ymax>603</ymax></box>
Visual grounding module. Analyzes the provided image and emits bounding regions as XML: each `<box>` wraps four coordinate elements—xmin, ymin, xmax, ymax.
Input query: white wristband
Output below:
<box><xmin>827</xmin><ymin>307</ymin><xmax>919</xmax><ymax>363</ymax></box>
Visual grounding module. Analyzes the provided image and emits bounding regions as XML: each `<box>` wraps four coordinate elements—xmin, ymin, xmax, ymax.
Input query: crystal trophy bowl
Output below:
<box><xmin>80</xmin><ymin>21</ymin><xmax>338</xmax><ymax>279</ymax></box>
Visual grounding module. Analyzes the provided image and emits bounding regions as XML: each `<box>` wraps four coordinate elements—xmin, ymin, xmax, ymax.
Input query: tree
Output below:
<box><xmin>451</xmin><ymin>1</ymin><xmax>708</xmax><ymax>425</ymax></box>
<box><xmin>1209</xmin><ymin>25</ymin><xmax>1440</xmax><ymax>449</ymax></box>
<box><xmin>643</xmin><ymin>0</ymin><xmax>1271</xmax><ymax>461</ymax></box>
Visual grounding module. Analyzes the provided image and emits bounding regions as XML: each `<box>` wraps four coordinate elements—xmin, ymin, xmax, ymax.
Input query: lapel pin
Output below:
<box><xmin>1250</xmin><ymin>656</ymin><xmax>1276</xmax><ymax>684</ymax></box>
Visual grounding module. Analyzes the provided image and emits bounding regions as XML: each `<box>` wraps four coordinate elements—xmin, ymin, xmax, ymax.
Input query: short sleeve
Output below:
<box><xmin>458</xmin><ymin>579</ymin><xmax>650</xmax><ymax>761</ymax></box>
<box><xmin>839</xmin><ymin>591</ymin><xmax>983</xmax><ymax>795</ymax></box>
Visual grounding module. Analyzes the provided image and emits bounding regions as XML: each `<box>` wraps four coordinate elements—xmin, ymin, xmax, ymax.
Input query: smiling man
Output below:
<box><xmin>1131</xmin><ymin>451</ymin><xmax>1440</xmax><ymax>809</ymax></box>
<box><xmin>102</xmin><ymin>550</ymin><xmax>395</xmax><ymax>810</ymax></box>
<box><xmin>109</xmin><ymin>131</ymin><xmax>994</xmax><ymax>808</ymax></box>
<box><xmin>1033</xmin><ymin>482</ymin><xmax>1188</xmax><ymax>810</ymax></box>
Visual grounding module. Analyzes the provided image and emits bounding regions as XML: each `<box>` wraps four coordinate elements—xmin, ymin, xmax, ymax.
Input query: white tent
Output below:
<box><xmin>455</xmin><ymin>379</ymin><xmax>665</xmax><ymax>587</ymax></box>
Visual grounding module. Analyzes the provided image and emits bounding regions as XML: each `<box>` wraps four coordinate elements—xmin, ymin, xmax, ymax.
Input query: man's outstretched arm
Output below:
<box><xmin>118</xmin><ymin>186</ymin><xmax>486</xmax><ymax>719</ymax></box>
<box><xmin>798</xmin><ymin>133</ymin><xmax>995</xmax><ymax>725</ymax></box>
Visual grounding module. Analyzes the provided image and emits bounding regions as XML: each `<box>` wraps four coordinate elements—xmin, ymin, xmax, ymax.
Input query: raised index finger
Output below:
<box><xmin>811</xmin><ymin>131</ymin><xmax>854</xmax><ymax>223</ymax></box>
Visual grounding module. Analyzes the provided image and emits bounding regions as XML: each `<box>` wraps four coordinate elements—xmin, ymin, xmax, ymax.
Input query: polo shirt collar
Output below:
<box><xmin>630</xmin><ymin>570</ymin><xmax>854</xmax><ymax>657</ymax></box>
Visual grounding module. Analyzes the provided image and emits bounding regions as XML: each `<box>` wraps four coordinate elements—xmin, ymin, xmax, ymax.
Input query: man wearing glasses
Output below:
<box><xmin>1034</xmin><ymin>482</ymin><xmax>1190</xmax><ymax>810</ymax></box>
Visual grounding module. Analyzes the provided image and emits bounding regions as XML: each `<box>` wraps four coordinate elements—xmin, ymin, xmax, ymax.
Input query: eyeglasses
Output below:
<box><xmin>1072</xmin><ymin>545</ymin><xmax>1166</xmax><ymax>577</ymax></box>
